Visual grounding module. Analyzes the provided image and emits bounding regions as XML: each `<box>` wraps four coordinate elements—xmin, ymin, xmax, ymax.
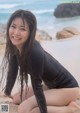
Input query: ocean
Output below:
<box><xmin>1</xmin><ymin>0</ymin><xmax>80</xmax><ymax>38</ymax></box>
<box><xmin>0</xmin><ymin>0</ymin><xmax>58</xmax><ymax>34</ymax></box>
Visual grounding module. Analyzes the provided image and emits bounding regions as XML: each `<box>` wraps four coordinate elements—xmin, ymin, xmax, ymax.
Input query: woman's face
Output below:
<box><xmin>9</xmin><ymin>17</ymin><xmax>29</xmax><ymax>51</ymax></box>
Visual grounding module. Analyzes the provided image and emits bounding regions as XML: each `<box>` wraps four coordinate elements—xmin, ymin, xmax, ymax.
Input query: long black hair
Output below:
<box><xmin>1</xmin><ymin>9</ymin><xmax>37</xmax><ymax>100</ymax></box>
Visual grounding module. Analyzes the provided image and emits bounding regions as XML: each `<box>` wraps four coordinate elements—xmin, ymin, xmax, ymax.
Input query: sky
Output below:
<box><xmin>0</xmin><ymin>0</ymin><xmax>31</xmax><ymax>3</ymax></box>
<box><xmin>0</xmin><ymin>0</ymin><xmax>45</xmax><ymax>3</ymax></box>
<box><xmin>0</xmin><ymin>0</ymin><xmax>55</xmax><ymax>3</ymax></box>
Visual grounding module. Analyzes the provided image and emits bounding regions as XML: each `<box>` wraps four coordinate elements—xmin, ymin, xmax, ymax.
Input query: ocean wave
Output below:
<box><xmin>0</xmin><ymin>4</ymin><xmax>18</xmax><ymax>9</ymax></box>
<box><xmin>33</xmin><ymin>9</ymin><xmax>54</xmax><ymax>14</ymax></box>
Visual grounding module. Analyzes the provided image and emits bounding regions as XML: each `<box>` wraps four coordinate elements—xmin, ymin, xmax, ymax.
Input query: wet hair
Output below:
<box><xmin>1</xmin><ymin>9</ymin><xmax>37</xmax><ymax>100</ymax></box>
<box><xmin>6</xmin><ymin>9</ymin><xmax>37</xmax><ymax>56</ymax></box>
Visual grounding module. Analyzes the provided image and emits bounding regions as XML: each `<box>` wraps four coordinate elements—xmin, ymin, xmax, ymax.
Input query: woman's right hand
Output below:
<box><xmin>0</xmin><ymin>92</ymin><xmax>13</xmax><ymax>102</ymax></box>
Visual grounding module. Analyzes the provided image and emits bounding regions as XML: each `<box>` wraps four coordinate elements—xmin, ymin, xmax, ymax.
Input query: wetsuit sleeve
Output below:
<box><xmin>4</xmin><ymin>55</ymin><xmax>18</xmax><ymax>96</ymax></box>
<box><xmin>30</xmin><ymin>41</ymin><xmax>47</xmax><ymax>113</ymax></box>
<box><xmin>31</xmin><ymin>76</ymin><xmax>47</xmax><ymax>113</ymax></box>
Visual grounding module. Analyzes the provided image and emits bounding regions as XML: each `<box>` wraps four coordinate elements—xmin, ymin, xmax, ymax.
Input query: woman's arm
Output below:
<box><xmin>31</xmin><ymin>76</ymin><xmax>47</xmax><ymax>113</ymax></box>
<box><xmin>30</xmin><ymin>41</ymin><xmax>47</xmax><ymax>113</ymax></box>
<box><xmin>4</xmin><ymin>55</ymin><xmax>18</xmax><ymax>96</ymax></box>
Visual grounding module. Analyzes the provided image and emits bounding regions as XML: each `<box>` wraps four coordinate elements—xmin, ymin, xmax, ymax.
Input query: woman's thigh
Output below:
<box><xmin>43</xmin><ymin>87</ymin><xmax>79</xmax><ymax>106</ymax></box>
<box><xmin>18</xmin><ymin>87</ymin><xmax>79</xmax><ymax>111</ymax></box>
<box><xmin>12</xmin><ymin>85</ymin><xmax>34</xmax><ymax>104</ymax></box>
<box><xmin>12</xmin><ymin>83</ymin><xmax>48</xmax><ymax>104</ymax></box>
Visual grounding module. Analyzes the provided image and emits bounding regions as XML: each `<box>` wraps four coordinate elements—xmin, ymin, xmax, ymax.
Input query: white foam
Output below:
<box><xmin>0</xmin><ymin>4</ymin><xmax>18</xmax><ymax>9</ymax></box>
<box><xmin>33</xmin><ymin>9</ymin><xmax>54</xmax><ymax>14</ymax></box>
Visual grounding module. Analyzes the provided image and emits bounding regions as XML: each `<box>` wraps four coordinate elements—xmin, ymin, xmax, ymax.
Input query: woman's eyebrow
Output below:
<box><xmin>11</xmin><ymin>23</ymin><xmax>28</xmax><ymax>29</ymax></box>
<box><xmin>20</xmin><ymin>25</ymin><xmax>29</xmax><ymax>29</ymax></box>
<box><xmin>11</xmin><ymin>23</ymin><xmax>17</xmax><ymax>26</ymax></box>
<box><xmin>12</xmin><ymin>24</ymin><xmax>25</xmax><ymax>28</ymax></box>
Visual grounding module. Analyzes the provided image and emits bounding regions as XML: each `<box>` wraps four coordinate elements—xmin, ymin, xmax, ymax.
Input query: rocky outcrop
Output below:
<box><xmin>56</xmin><ymin>27</ymin><xmax>80</xmax><ymax>39</ymax></box>
<box><xmin>63</xmin><ymin>27</ymin><xmax>80</xmax><ymax>35</ymax></box>
<box><xmin>35</xmin><ymin>29</ymin><xmax>52</xmax><ymax>42</ymax></box>
<box><xmin>54</xmin><ymin>3</ymin><xmax>80</xmax><ymax>18</ymax></box>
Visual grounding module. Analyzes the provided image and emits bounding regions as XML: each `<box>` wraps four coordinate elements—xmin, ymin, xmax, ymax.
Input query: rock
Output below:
<box><xmin>35</xmin><ymin>29</ymin><xmax>52</xmax><ymax>42</ymax></box>
<box><xmin>56</xmin><ymin>27</ymin><xmax>80</xmax><ymax>39</ymax></box>
<box><xmin>56</xmin><ymin>30</ymin><xmax>73</xmax><ymax>39</ymax></box>
<box><xmin>63</xmin><ymin>27</ymin><xmax>80</xmax><ymax>35</ymax></box>
<box><xmin>54</xmin><ymin>3</ymin><xmax>80</xmax><ymax>18</ymax></box>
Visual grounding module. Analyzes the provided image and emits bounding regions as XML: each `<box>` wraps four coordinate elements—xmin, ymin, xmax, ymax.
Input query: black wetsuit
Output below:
<box><xmin>30</xmin><ymin>40</ymin><xmax>78</xmax><ymax>88</ymax></box>
<box><xmin>5</xmin><ymin>40</ymin><xmax>79</xmax><ymax>113</ymax></box>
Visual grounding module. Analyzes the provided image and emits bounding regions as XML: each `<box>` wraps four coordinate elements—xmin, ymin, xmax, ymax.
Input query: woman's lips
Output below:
<box><xmin>12</xmin><ymin>36</ymin><xmax>21</xmax><ymax>40</ymax></box>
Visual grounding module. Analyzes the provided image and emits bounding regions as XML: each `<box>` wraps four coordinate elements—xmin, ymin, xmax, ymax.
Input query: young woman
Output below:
<box><xmin>1</xmin><ymin>9</ymin><xmax>80</xmax><ymax>113</ymax></box>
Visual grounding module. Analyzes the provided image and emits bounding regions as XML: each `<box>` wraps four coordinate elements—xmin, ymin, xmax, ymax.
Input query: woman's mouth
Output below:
<box><xmin>12</xmin><ymin>36</ymin><xmax>22</xmax><ymax>40</ymax></box>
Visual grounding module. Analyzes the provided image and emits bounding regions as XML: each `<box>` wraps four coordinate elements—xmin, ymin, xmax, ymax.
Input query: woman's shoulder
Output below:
<box><xmin>33</xmin><ymin>40</ymin><xmax>42</xmax><ymax>49</ymax></box>
<box><xmin>30</xmin><ymin>40</ymin><xmax>45</xmax><ymax>74</ymax></box>
<box><xmin>31</xmin><ymin>40</ymin><xmax>44</xmax><ymax>55</ymax></box>
<box><xmin>30</xmin><ymin>40</ymin><xmax>45</xmax><ymax>62</ymax></box>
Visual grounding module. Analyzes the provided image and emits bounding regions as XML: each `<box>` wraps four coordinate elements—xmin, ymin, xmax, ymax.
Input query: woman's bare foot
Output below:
<box><xmin>68</xmin><ymin>101</ymin><xmax>80</xmax><ymax>113</ymax></box>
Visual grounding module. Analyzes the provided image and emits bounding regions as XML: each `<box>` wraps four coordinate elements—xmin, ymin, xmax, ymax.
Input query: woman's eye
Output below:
<box><xmin>10</xmin><ymin>25</ymin><xmax>16</xmax><ymax>28</ymax></box>
<box><xmin>20</xmin><ymin>28</ymin><xmax>25</xmax><ymax>30</ymax></box>
<box><xmin>20</xmin><ymin>28</ymin><xmax>26</xmax><ymax>31</ymax></box>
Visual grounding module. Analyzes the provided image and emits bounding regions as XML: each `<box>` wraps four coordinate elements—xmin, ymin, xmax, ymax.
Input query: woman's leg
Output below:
<box><xmin>12</xmin><ymin>83</ymin><xmax>48</xmax><ymax>104</ymax></box>
<box><xmin>27</xmin><ymin>102</ymin><xmax>80</xmax><ymax>113</ymax></box>
<box><xmin>18</xmin><ymin>87</ymin><xmax>80</xmax><ymax>113</ymax></box>
<box><xmin>12</xmin><ymin>85</ymin><xmax>34</xmax><ymax>104</ymax></box>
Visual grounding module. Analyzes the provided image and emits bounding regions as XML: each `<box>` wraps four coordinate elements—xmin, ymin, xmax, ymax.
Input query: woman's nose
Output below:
<box><xmin>14</xmin><ymin>29</ymin><xmax>20</xmax><ymax>35</ymax></box>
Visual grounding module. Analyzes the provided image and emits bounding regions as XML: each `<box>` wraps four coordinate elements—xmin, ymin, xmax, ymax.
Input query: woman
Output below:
<box><xmin>1</xmin><ymin>9</ymin><xmax>80</xmax><ymax>113</ymax></box>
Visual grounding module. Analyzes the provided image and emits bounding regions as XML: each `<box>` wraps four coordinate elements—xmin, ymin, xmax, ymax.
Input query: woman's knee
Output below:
<box><xmin>12</xmin><ymin>92</ymin><xmax>21</xmax><ymax>105</ymax></box>
<box><xmin>12</xmin><ymin>87</ymin><xmax>30</xmax><ymax>104</ymax></box>
<box><xmin>18</xmin><ymin>97</ymin><xmax>37</xmax><ymax>113</ymax></box>
<box><xmin>18</xmin><ymin>106</ymin><xmax>39</xmax><ymax>113</ymax></box>
<box><xmin>18</xmin><ymin>99</ymin><xmax>30</xmax><ymax>113</ymax></box>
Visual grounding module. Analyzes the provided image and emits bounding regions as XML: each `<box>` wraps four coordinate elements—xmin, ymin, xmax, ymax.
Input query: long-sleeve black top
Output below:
<box><xmin>5</xmin><ymin>40</ymin><xmax>79</xmax><ymax>113</ymax></box>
